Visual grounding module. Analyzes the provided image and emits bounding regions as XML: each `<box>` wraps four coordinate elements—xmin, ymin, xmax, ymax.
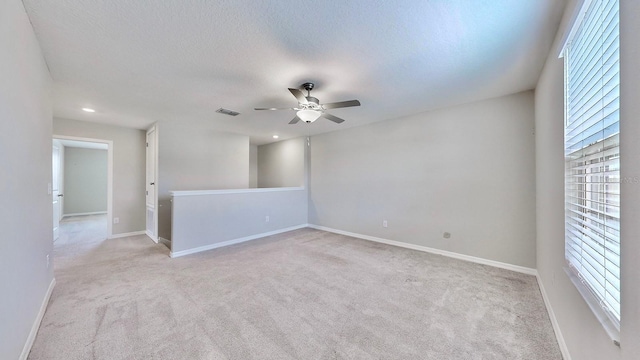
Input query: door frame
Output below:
<box><xmin>53</xmin><ymin>135</ymin><xmax>114</xmax><ymax>238</ymax></box>
<box><xmin>52</xmin><ymin>141</ymin><xmax>62</xmax><ymax>241</ymax></box>
<box><xmin>146</xmin><ymin>124</ymin><xmax>159</xmax><ymax>243</ymax></box>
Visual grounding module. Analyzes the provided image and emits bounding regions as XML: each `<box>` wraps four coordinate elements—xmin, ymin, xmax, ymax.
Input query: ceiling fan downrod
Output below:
<box><xmin>302</xmin><ymin>82</ymin><xmax>314</xmax><ymax>97</ymax></box>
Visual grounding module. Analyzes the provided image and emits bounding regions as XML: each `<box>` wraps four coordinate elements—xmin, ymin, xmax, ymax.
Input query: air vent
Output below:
<box><xmin>215</xmin><ymin>108</ymin><xmax>240</xmax><ymax>116</ymax></box>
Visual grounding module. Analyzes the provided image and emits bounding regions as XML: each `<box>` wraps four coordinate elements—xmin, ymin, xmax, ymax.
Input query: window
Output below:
<box><xmin>563</xmin><ymin>0</ymin><xmax>620</xmax><ymax>333</ymax></box>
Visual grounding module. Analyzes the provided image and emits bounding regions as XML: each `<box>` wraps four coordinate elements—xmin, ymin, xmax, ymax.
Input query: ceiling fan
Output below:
<box><xmin>255</xmin><ymin>82</ymin><xmax>360</xmax><ymax>124</ymax></box>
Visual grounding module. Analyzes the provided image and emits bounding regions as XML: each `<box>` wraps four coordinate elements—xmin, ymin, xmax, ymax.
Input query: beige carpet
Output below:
<box><xmin>29</xmin><ymin>227</ymin><xmax>561</xmax><ymax>359</ymax></box>
<box><xmin>54</xmin><ymin>214</ymin><xmax>107</xmax><ymax>245</ymax></box>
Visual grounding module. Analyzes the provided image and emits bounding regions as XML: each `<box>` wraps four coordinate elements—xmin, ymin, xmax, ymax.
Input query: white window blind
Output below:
<box><xmin>564</xmin><ymin>0</ymin><xmax>620</xmax><ymax>328</ymax></box>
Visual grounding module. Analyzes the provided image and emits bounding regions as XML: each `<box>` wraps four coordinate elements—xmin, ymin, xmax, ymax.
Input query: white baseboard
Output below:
<box><xmin>62</xmin><ymin>211</ymin><xmax>107</xmax><ymax>218</ymax></box>
<box><xmin>170</xmin><ymin>224</ymin><xmax>309</xmax><ymax>258</ymax></box>
<box><xmin>308</xmin><ymin>224</ymin><xmax>537</xmax><ymax>276</ymax></box>
<box><xmin>536</xmin><ymin>274</ymin><xmax>571</xmax><ymax>360</ymax></box>
<box><xmin>20</xmin><ymin>278</ymin><xmax>56</xmax><ymax>360</ymax></box>
<box><xmin>108</xmin><ymin>230</ymin><xmax>146</xmax><ymax>239</ymax></box>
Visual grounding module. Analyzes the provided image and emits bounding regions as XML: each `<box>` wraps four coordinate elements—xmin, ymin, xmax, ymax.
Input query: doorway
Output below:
<box><xmin>52</xmin><ymin>135</ymin><xmax>113</xmax><ymax>242</ymax></box>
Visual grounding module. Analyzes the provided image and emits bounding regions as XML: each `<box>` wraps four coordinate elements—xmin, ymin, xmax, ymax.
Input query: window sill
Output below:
<box><xmin>564</xmin><ymin>267</ymin><xmax>621</xmax><ymax>347</ymax></box>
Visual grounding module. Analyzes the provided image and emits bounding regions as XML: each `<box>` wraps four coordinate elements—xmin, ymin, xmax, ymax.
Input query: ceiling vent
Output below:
<box><xmin>216</xmin><ymin>108</ymin><xmax>240</xmax><ymax>116</ymax></box>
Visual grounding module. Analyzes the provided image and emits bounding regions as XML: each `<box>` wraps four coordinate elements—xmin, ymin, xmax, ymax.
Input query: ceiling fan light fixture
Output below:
<box><xmin>297</xmin><ymin>109</ymin><xmax>322</xmax><ymax>123</ymax></box>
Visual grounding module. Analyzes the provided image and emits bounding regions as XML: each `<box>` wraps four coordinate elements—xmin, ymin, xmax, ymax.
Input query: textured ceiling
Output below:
<box><xmin>23</xmin><ymin>0</ymin><xmax>565</xmax><ymax>145</ymax></box>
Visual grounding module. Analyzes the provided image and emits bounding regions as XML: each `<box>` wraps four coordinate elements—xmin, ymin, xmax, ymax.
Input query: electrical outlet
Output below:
<box><xmin>443</xmin><ymin>232</ymin><xmax>451</xmax><ymax>239</ymax></box>
<box><xmin>113</xmin><ymin>217</ymin><xmax>120</xmax><ymax>224</ymax></box>
<box><xmin>46</xmin><ymin>254</ymin><xmax>50</xmax><ymax>268</ymax></box>
<box><xmin>383</xmin><ymin>220</ymin><xmax>388</xmax><ymax>228</ymax></box>
<box><xmin>265</xmin><ymin>215</ymin><xmax>270</xmax><ymax>223</ymax></box>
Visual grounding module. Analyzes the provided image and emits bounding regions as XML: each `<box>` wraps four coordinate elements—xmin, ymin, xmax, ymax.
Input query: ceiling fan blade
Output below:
<box><xmin>321</xmin><ymin>100</ymin><xmax>361</xmax><ymax>109</ymax></box>
<box><xmin>288</xmin><ymin>88</ymin><xmax>309</xmax><ymax>105</ymax></box>
<box><xmin>289</xmin><ymin>116</ymin><xmax>301</xmax><ymax>124</ymax></box>
<box><xmin>322</xmin><ymin>113</ymin><xmax>345</xmax><ymax>124</ymax></box>
<box><xmin>254</xmin><ymin>107</ymin><xmax>293</xmax><ymax>111</ymax></box>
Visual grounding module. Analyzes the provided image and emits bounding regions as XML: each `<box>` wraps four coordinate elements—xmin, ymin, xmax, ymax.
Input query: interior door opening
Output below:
<box><xmin>52</xmin><ymin>136</ymin><xmax>113</xmax><ymax>245</ymax></box>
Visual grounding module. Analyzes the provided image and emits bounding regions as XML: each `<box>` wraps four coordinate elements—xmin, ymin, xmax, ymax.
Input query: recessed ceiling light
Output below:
<box><xmin>82</xmin><ymin>108</ymin><xmax>95</xmax><ymax>113</ymax></box>
<box><xmin>273</xmin><ymin>135</ymin><xmax>279</xmax><ymax>139</ymax></box>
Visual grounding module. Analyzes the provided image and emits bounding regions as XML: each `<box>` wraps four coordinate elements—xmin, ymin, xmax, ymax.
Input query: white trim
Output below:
<box><xmin>564</xmin><ymin>266</ymin><xmax>621</xmax><ymax>345</ymax></box>
<box><xmin>108</xmin><ymin>230</ymin><xmax>146</xmax><ymax>239</ymax></box>
<box><xmin>20</xmin><ymin>278</ymin><xmax>56</xmax><ymax>360</ymax></box>
<box><xmin>557</xmin><ymin>0</ymin><xmax>592</xmax><ymax>57</ymax></box>
<box><xmin>53</xmin><ymin>135</ymin><xmax>113</xmax><ymax>238</ymax></box>
<box><xmin>536</xmin><ymin>274</ymin><xmax>571</xmax><ymax>360</ymax></box>
<box><xmin>62</xmin><ymin>211</ymin><xmax>107</xmax><ymax>218</ymax></box>
<box><xmin>170</xmin><ymin>187</ymin><xmax>304</xmax><ymax>197</ymax></box>
<box><xmin>146</xmin><ymin>124</ymin><xmax>159</xmax><ymax>241</ymax></box>
<box><xmin>308</xmin><ymin>225</ymin><xmax>537</xmax><ymax>275</ymax></box>
<box><xmin>146</xmin><ymin>230</ymin><xmax>159</xmax><ymax>243</ymax></box>
<box><xmin>170</xmin><ymin>224</ymin><xmax>309</xmax><ymax>258</ymax></box>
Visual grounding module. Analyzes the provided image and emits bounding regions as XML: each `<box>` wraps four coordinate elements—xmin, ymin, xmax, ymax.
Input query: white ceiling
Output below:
<box><xmin>24</xmin><ymin>0</ymin><xmax>565</xmax><ymax>145</ymax></box>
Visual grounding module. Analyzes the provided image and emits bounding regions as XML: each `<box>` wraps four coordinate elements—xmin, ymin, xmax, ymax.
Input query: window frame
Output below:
<box><xmin>560</xmin><ymin>0</ymin><xmax>621</xmax><ymax>345</ymax></box>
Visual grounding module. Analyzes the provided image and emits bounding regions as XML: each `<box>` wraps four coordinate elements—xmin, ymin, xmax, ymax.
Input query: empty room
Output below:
<box><xmin>1</xmin><ymin>0</ymin><xmax>639</xmax><ymax>359</ymax></box>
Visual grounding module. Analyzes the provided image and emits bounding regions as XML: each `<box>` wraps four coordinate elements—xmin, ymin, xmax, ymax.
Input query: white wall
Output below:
<box><xmin>0</xmin><ymin>1</ymin><xmax>53</xmax><ymax>358</ymax></box>
<box><xmin>171</xmin><ymin>188</ymin><xmax>308</xmax><ymax>255</ymax></box>
<box><xmin>53</xmin><ymin>118</ymin><xmax>146</xmax><ymax>235</ymax></box>
<box><xmin>309</xmin><ymin>91</ymin><xmax>537</xmax><ymax>268</ymax></box>
<box><xmin>157</xmin><ymin>123</ymin><xmax>250</xmax><ymax>240</ymax></box>
<box><xmin>257</xmin><ymin>137</ymin><xmax>305</xmax><ymax>188</ymax></box>
<box><xmin>535</xmin><ymin>0</ymin><xmax>639</xmax><ymax>358</ymax></box>
<box><xmin>63</xmin><ymin>147</ymin><xmax>107</xmax><ymax>215</ymax></box>
<box><xmin>249</xmin><ymin>144</ymin><xmax>258</xmax><ymax>188</ymax></box>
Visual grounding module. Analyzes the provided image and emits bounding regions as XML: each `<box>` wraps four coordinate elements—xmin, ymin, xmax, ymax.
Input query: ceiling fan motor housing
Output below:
<box><xmin>304</xmin><ymin>96</ymin><xmax>321</xmax><ymax>110</ymax></box>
